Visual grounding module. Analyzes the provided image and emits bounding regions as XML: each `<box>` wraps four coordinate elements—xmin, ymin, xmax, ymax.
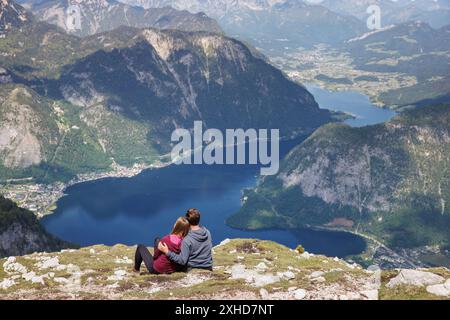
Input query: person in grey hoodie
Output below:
<box><xmin>158</xmin><ymin>208</ymin><xmax>213</xmax><ymax>270</ymax></box>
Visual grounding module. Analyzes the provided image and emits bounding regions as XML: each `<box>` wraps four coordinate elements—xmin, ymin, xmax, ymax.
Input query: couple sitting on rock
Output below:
<box><xmin>133</xmin><ymin>208</ymin><xmax>213</xmax><ymax>274</ymax></box>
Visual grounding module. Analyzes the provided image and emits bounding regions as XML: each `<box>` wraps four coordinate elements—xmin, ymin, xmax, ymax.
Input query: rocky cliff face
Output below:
<box><xmin>321</xmin><ymin>0</ymin><xmax>450</xmax><ymax>29</ymax></box>
<box><xmin>345</xmin><ymin>21</ymin><xmax>450</xmax><ymax>107</ymax></box>
<box><xmin>1</xmin><ymin>238</ymin><xmax>449</xmax><ymax>300</ymax></box>
<box><xmin>0</xmin><ymin>86</ymin><xmax>47</xmax><ymax>169</ymax></box>
<box><xmin>0</xmin><ymin>196</ymin><xmax>73</xmax><ymax>258</ymax></box>
<box><xmin>0</xmin><ymin>0</ymin><xmax>32</xmax><ymax>35</ymax></box>
<box><xmin>48</xmin><ymin>27</ymin><xmax>329</xmax><ymax>149</ymax></box>
<box><xmin>19</xmin><ymin>0</ymin><xmax>223</xmax><ymax>37</ymax></box>
<box><xmin>230</xmin><ymin>105</ymin><xmax>450</xmax><ymax>250</ymax></box>
<box><xmin>119</xmin><ymin>0</ymin><xmax>365</xmax><ymax>50</ymax></box>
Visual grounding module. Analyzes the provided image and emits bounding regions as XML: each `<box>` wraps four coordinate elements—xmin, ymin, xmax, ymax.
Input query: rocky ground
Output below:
<box><xmin>0</xmin><ymin>239</ymin><xmax>449</xmax><ymax>300</ymax></box>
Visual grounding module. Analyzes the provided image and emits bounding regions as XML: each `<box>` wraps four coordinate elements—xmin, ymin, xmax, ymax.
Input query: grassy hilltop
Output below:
<box><xmin>1</xmin><ymin>239</ymin><xmax>450</xmax><ymax>300</ymax></box>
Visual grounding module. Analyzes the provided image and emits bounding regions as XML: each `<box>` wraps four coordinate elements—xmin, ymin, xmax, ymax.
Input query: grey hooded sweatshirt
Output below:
<box><xmin>167</xmin><ymin>227</ymin><xmax>213</xmax><ymax>269</ymax></box>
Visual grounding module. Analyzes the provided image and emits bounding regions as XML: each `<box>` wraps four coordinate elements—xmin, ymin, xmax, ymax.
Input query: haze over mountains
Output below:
<box><xmin>345</xmin><ymin>21</ymin><xmax>450</xmax><ymax>106</ymax></box>
<box><xmin>118</xmin><ymin>0</ymin><xmax>450</xmax><ymax>29</ymax></box>
<box><xmin>321</xmin><ymin>0</ymin><xmax>450</xmax><ymax>29</ymax></box>
<box><xmin>17</xmin><ymin>0</ymin><xmax>223</xmax><ymax>36</ymax></box>
<box><xmin>116</xmin><ymin>0</ymin><xmax>367</xmax><ymax>49</ymax></box>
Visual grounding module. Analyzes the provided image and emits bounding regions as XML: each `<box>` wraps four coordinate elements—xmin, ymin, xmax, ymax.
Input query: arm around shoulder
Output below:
<box><xmin>167</xmin><ymin>239</ymin><xmax>190</xmax><ymax>266</ymax></box>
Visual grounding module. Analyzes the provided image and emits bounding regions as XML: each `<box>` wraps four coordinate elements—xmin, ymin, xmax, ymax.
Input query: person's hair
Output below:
<box><xmin>185</xmin><ymin>208</ymin><xmax>201</xmax><ymax>226</ymax></box>
<box><xmin>171</xmin><ymin>217</ymin><xmax>190</xmax><ymax>237</ymax></box>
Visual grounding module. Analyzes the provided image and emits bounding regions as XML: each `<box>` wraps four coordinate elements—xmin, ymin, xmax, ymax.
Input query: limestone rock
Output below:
<box><xmin>1</xmin><ymin>239</ymin><xmax>449</xmax><ymax>300</ymax></box>
<box><xmin>36</xmin><ymin>257</ymin><xmax>60</xmax><ymax>269</ymax></box>
<box><xmin>387</xmin><ymin>269</ymin><xmax>445</xmax><ymax>288</ymax></box>
<box><xmin>310</xmin><ymin>271</ymin><xmax>325</xmax><ymax>278</ymax></box>
<box><xmin>293</xmin><ymin>289</ymin><xmax>307</xmax><ymax>300</ymax></box>
<box><xmin>0</xmin><ymin>278</ymin><xmax>15</xmax><ymax>289</ymax></box>
<box><xmin>360</xmin><ymin>289</ymin><xmax>379</xmax><ymax>300</ymax></box>
<box><xmin>278</xmin><ymin>271</ymin><xmax>296</xmax><ymax>280</ymax></box>
<box><xmin>426</xmin><ymin>280</ymin><xmax>450</xmax><ymax>297</ymax></box>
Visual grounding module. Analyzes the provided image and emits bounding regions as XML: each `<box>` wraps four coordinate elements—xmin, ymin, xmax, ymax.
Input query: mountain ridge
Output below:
<box><xmin>230</xmin><ymin>104</ymin><xmax>450</xmax><ymax>254</ymax></box>
<box><xmin>118</xmin><ymin>0</ymin><xmax>366</xmax><ymax>50</ymax></box>
<box><xmin>18</xmin><ymin>0</ymin><xmax>224</xmax><ymax>36</ymax></box>
<box><xmin>0</xmin><ymin>0</ymin><xmax>332</xmax><ymax>182</ymax></box>
<box><xmin>345</xmin><ymin>21</ymin><xmax>450</xmax><ymax>107</ymax></box>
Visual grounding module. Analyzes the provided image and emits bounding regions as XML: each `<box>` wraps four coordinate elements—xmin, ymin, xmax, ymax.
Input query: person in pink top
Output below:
<box><xmin>133</xmin><ymin>217</ymin><xmax>190</xmax><ymax>274</ymax></box>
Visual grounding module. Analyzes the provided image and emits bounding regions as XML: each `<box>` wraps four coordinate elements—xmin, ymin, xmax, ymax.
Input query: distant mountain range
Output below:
<box><xmin>117</xmin><ymin>0</ymin><xmax>366</xmax><ymax>50</ymax></box>
<box><xmin>17</xmin><ymin>0</ymin><xmax>223</xmax><ymax>36</ymax></box>
<box><xmin>112</xmin><ymin>0</ymin><xmax>450</xmax><ymax>108</ymax></box>
<box><xmin>346</xmin><ymin>21</ymin><xmax>450</xmax><ymax>107</ymax></box>
<box><xmin>321</xmin><ymin>0</ymin><xmax>450</xmax><ymax>29</ymax></box>
<box><xmin>230</xmin><ymin>104</ymin><xmax>450</xmax><ymax>250</ymax></box>
<box><xmin>0</xmin><ymin>0</ymin><xmax>331</xmax><ymax>182</ymax></box>
<box><xmin>118</xmin><ymin>0</ymin><xmax>450</xmax><ymax>29</ymax></box>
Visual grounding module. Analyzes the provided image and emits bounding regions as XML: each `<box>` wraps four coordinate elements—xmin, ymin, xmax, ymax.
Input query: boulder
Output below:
<box><xmin>311</xmin><ymin>276</ymin><xmax>326</xmax><ymax>283</ymax></box>
<box><xmin>426</xmin><ymin>280</ymin><xmax>450</xmax><ymax>297</ymax></box>
<box><xmin>293</xmin><ymin>289</ymin><xmax>307</xmax><ymax>300</ymax></box>
<box><xmin>0</xmin><ymin>278</ymin><xmax>15</xmax><ymax>290</ymax></box>
<box><xmin>387</xmin><ymin>269</ymin><xmax>445</xmax><ymax>288</ymax></box>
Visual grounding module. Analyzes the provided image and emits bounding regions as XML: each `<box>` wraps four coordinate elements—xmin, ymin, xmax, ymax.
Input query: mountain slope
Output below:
<box><xmin>0</xmin><ymin>0</ymin><xmax>32</xmax><ymax>35</ymax></box>
<box><xmin>230</xmin><ymin>104</ymin><xmax>450</xmax><ymax>249</ymax></box>
<box><xmin>220</xmin><ymin>0</ymin><xmax>365</xmax><ymax>51</ymax></box>
<box><xmin>0</xmin><ymin>195</ymin><xmax>73</xmax><ymax>257</ymax></box>
<box><xmin>118</xmin><ymin>0</ymin><xmax>366</xmax><ymax>50</ymax></box>
<box><xmin>346</xmin><ymin>22</ymin><xmax>450</xmax><ymax>107</ymax></box>
<box><xmin>0</xmin><ymin>83</ymin><xmax>158</xmax><ymax>182</ymax></box>
<box><xmin>18</xmin><ymin>0</ymin><xmax>223</xmax><ymax>37</ymax></box>
<box><xmin>0</xmin><ymin>1</ymin><xmax>332</xmax><ymax>181</ymax></box>
<box><xmin>321</xmin><ymin>0</ymin><xmax>450</xmax><ymax>29</ymax></box>
<box><xmin>43</xmin><ymin>27</ymin><xmax>330</xmax><ymax>149</ymax></box>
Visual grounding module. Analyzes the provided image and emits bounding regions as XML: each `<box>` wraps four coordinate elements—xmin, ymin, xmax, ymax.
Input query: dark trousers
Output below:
<box><xmin>134</xmin><ymin>238</ymin><xmax>160</xmax><ymax>274</ymax></box>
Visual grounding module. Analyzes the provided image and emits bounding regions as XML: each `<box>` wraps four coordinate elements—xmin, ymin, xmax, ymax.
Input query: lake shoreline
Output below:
<box><xmin>4</xmin><ymin>85</ymin><xmax>401</xmax><ymax>261</ymax></box>
<box><xmin>222</xmin><ymin>223</ymin><xmax>368</xmax><ymax>251</ymax></box>
<box><xmin>304</xmin><ymin>83</ymin><xmax>397</xmax><ymax>127</ymax></box>
<box><xmin>1</xmin><ymin>160</ymin><xmax>172</xmax><ymax>219</ymax></box>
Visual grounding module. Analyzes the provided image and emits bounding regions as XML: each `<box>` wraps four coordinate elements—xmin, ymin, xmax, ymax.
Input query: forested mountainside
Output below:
<box><xmin>346</xmin><ymin>22</ymin><xmax>450</xmax><ymax>107</ymax></box>
<box><xmin>0</xmin><ymin>0</ymin><xmax>332</xmax><ymax>182</ymax></box>
<box><xmin>0</xmin><ymin>195</ymin><xmax>73</xmax><ymax>257</ymax></box>
<box><xmin>321</xmin><ymin>0</ymin><xmax>450</xmax><ymax>29</ymax></box>
<box><xmin>119</xmin><ymin>0</ymin><xmax>366</xmax><ymax>50</ymax></box>
<box><xmin>230</xmin><ymin>104</ymin><xmax>450</xmax><ymax>249</ymax></box>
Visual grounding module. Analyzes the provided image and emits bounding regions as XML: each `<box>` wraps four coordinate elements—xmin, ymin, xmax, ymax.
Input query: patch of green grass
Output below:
<box><xmin>151</xmin><ymin>278</ymin><xmax>254</xmax><ymax>299</ymax></box>
<box><xmin>380</xmin><ymin>284</ymin><xmax>446</xmax><ymax>300</ymax></box>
